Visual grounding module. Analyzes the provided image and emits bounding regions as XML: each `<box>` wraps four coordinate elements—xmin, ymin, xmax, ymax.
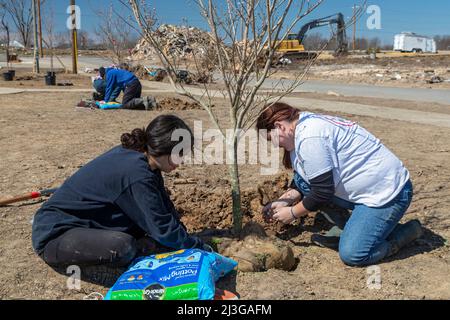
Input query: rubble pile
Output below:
<box><xmin>130</xmin><ymin>24</ymin><xmax>217</xmax><ymax>61</ymax></box>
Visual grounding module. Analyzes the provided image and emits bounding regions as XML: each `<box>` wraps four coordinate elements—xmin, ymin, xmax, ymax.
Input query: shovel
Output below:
<box><xmin>0</xmin><ymin>188</ymin><xmax>58</xmax><ymax>206</ymax></box>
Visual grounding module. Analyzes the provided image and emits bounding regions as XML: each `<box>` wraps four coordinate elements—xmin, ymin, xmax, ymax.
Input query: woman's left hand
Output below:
<box><xmin>272</xmin><ymin>206</ymin><xmax>296</xmax><ymax>224</ymax></box>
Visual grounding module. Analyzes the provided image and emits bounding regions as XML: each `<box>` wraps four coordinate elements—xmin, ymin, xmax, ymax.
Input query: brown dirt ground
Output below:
<box><xmin>0</xmin><ymin>85</ymin><xmax>449</xmax><ymax>299</ymax></box>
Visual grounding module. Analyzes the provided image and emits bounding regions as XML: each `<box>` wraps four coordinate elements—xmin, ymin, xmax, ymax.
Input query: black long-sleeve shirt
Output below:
<box><xmin>290</xmin><ymin>170</ymin><xmax>335</xmax><ymax>212</ymax></box>
<box><xmin>32</xmin><ymin>146</ymin><xmax>203</xmax><ymax>255</ymax></box>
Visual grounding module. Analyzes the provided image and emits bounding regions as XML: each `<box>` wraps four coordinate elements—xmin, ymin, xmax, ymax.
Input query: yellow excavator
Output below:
<box><xmin>276</xmin><ymin>13</ymin><xmax>348</xmax><ymax>60</ymax></box>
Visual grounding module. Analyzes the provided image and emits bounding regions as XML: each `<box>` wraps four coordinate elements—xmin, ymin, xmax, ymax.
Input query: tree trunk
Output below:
<box><xmin>227</xmin><ymin>138</ymin><xmax>243</xmax><ymax>235</ymax></box>
<box><xmin>21</xmin><ymin>30</ymin><xmax>29</xmax><ymax>49</ymax></box>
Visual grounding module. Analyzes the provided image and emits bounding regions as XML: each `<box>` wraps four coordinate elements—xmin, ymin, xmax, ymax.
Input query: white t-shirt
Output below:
<box><xmin>290</xmin><ymin>112</ymin><xmax>410</xmax><ymax>207</ymax></box>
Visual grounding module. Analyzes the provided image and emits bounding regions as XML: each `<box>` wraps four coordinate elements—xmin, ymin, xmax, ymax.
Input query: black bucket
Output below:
<box><xmin>8</xmin><ymin>70</ymin><xmax>15</xmax><ymax>78</ymax></box>
<box><xmin>2</xmin><ymin>71</ymin><xmax>13</xmax><ymax>81</ymax></box>
<box><xmin>45</xmin><ymin>74</ymin><xmax>56</xmax><ymax>86</ymax></box>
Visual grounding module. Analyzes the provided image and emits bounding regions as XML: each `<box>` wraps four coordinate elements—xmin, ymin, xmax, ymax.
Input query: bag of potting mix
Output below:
<box><xmin>105</xmin><ymin>249</ymin><xmax>237</xmax><ymax>300</ymax></box>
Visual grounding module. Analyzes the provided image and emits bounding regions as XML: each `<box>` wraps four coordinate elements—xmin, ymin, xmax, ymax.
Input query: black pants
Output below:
<box><xmin>41</xmin><ymin>228</ymin><xmax>168</xmax><ymax>268</ymax></box>
<box><xmin>122</xmin><ymin>79</ymin><xmax>143</xmax><ymax>109</ymax></box>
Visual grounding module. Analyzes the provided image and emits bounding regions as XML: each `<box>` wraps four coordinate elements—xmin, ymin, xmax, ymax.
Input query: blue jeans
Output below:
<box><xmin>293</xmin><ymin>172</ymin><xmax>413</xmax><ymax>266</ymax></box>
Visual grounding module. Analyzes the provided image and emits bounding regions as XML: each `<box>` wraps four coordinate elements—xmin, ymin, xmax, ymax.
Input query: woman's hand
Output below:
<box><xmin>262</xmin><ymin>188</ymin><xmax>302</xmax><ymax>222</ymax></box>
<box><xmin>262</xmin><ymin>200</ymin><xmax>291</xmax><ymax>222</ymax></box>
<box><xmin>272</xmin><ymin>206</ymin><xmax>297</xmax><ymax>225</ymax></box>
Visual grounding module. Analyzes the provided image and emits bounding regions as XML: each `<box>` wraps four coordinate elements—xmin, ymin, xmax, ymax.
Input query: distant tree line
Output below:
<box><xmin>434</xmin><ymin>35</ymin><xmax>450</xmax><ymax>50</ymax></box>
<box><xmin>0</xmin><ymin>0</ymin><xmax>139</xmax><ymax>56</ymax></box>
<box><xmin>302</xmin><ymin>32</ymin><xmax>392</xmax><ymax>51</ymax></box>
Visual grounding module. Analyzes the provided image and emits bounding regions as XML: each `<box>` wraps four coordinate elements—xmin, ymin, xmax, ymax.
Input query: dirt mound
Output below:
<box><xmin>156</xmin><ymin>97</ymin><xmax>202</xmax><ymax>111</ymax></box>
<box><xmin>171</xmin><ymin>172</ymin><xmax>293</xmax><ymax>233</ymax></box>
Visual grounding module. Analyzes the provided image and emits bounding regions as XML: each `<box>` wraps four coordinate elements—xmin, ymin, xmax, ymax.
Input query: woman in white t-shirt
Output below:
<box><xmin>257</xmin><ymin>102</ymin><xmax>423</xmax><ymax>266</ymax></box>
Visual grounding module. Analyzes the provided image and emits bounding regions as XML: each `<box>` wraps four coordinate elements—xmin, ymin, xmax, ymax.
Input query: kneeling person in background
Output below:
<box><xmin>100</xmin><ymin>67</ymin><xmax>157</xmax><ymax>110</ymax></box>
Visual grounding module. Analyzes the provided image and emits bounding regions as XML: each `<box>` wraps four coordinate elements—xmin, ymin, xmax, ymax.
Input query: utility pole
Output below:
<box><xmin>353</xmin><ymin>4</ymin><xmax>356</xmax><ymax>51</ymax></box>
<box><xmin>352</xmin><ymin>4</ymin><xmax>361</xmax><ymax>52</ymax></box>
<box><xmin>32</xmin><ymin>0</ymin><xmax>40</xmax><ymax>73</ymax></box>
<box><xmin>37</xmin><ymin>0</ymin><xmax>44</xmax><ymax>58</ymax></box>
<box><xmin>70</xmin><ymin>0</ymin><xmax>78</xmax><ymax>74</ymax></box>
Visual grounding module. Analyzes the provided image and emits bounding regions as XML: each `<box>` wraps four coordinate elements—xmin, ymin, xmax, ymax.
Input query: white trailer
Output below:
<box><xmin>394</xmin><ymin>32</ymin><xmax>437</xmax><ymax>53</ymax></box>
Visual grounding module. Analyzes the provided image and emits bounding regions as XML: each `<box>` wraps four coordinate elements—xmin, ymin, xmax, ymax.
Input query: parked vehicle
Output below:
<box><xmin>394</xmin><ymin>32</ymin><xmax>437</xmax><ymax>53</ymax></box>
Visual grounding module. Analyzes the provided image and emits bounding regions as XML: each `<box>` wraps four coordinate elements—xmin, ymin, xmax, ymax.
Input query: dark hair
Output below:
<box><xmin>99</xmin><ymin>67</ymin><xmax>106</xmax><ymax>79</ymax></box>
<box><xmin>119</xmin><ymin>63</ymin><xmax>130</xmax><ymax>71</ymax></box>
<box><xmin>121</xmin><ymin>115</ymin><xmax>194</xmax><ymax>157</ymax></box>
<box><xmin>256</xmin><ymin>102</ymin><xmax>300</xmax><ymax>169</ymax></box>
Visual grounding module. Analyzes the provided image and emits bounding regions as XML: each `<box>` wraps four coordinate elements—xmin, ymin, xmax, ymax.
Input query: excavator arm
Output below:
<box><xmin>296</xmin><ymin>13</ymin><xmax>348</xmax><ymax>55</ymax></box>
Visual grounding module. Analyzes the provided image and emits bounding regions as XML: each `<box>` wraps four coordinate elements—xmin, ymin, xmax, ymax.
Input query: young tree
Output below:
<box><xmin>123</xmin><ymin>0</ymin><xmax>364</xmax><ymax>233</ymax></box>
<box><xmin>0</xmin><ymin>0</ymin><xmax>33</xmax><ymax>48</ymax></box>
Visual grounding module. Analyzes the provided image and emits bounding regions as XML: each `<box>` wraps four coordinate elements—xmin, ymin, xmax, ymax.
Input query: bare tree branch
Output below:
<box><xmin>122</xmin><ymin>0</ymin><xmax>366</xmax><ymax>232</ymax></box>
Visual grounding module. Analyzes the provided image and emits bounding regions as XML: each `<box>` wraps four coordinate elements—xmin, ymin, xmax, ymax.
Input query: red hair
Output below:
<box><xmin>256</xmin><ymin>102</ymin><xmax>300</xmax><ymax>169</ymax></box>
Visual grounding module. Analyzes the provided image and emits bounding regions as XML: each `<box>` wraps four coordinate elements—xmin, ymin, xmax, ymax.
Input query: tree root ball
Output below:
<box><xmin>215</xmin><ymin>232</ymin><xmax>296</xmax><ymax>273</ymax></box>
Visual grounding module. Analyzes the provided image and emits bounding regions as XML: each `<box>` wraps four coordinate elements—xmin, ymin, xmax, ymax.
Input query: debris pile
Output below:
<box><xmin>129</xmin><ymin>25</ymin><xmax>217</xmax><ymax>84</ymax></box>
<box><xmin>130</xmin><ymin>24</ymin><xmax>216</xmax><ymax>61</ymax></box>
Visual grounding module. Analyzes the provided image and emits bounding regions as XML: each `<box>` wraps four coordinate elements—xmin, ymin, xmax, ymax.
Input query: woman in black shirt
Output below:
<box><xmin>32</xmin><ymin>115</ymin><xmax>206</xmax><ymax>276</ymax></box>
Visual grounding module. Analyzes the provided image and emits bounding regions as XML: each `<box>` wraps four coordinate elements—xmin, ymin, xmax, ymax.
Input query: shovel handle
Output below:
<box><xmin>0</xmin><ymin>188</ymin><xmax>57</xmax><ymax>206</ymax></box>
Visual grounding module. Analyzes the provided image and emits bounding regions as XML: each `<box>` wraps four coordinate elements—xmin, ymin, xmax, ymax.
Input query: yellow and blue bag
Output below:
<box><xmin>105</xmin><ymin>249</ymin><xmax>237</xmax><ymax>300</ymax></box>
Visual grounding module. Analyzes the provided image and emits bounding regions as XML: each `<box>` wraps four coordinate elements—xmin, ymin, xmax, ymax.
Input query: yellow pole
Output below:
<box><xmin>71</xmin><ymin>0</ymin><xmax>78</xmax><ymax>74</ymax></box>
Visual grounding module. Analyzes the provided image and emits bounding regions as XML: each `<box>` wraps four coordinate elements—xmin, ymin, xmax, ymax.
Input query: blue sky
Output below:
<box><xmin>22</xmin><ymin>0</ymin><xmax>450</xmax><ymax>45</ymax></box>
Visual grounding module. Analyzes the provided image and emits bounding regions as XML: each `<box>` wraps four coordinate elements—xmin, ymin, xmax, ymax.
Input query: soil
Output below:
<box><xmin>156</xmin><ymin>97</ymin><xmax>202</xmax><ymax>111</ymax></box>
<box><xmin>0</xmin><ymin>77</ymin><xmax>449</xmax><ymax>300</ymax></box>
